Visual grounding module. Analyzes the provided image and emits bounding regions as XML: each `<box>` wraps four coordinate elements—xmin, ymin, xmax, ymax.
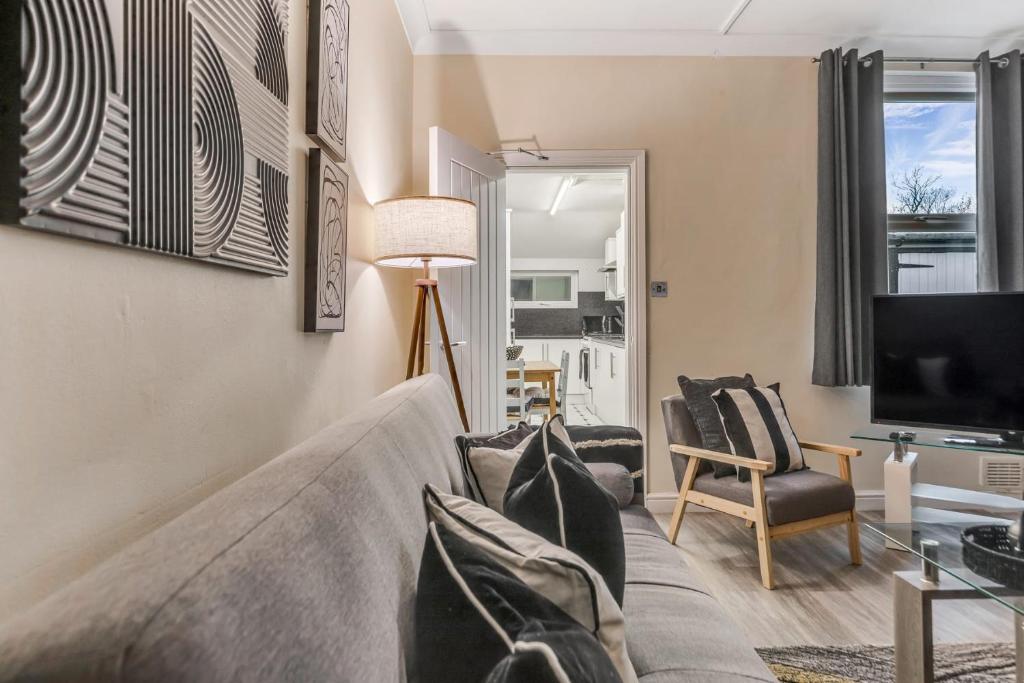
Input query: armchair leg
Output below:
<box><xmin>847</xmin><ymin>511</ymin><xmax>862</xmax><ymax>565</ymax></box>
<box><xmin>751</xmin><ymin>471</ymin><xmax>775</xmax><ymax>590</ymax></box>
<box><xmin>668</xmin><ymin>457</ymin><xmax>699</xmax><ymax>545</ymax></box>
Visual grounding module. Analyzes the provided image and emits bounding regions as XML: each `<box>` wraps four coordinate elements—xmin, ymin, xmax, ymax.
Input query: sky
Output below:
<box><xmin>883</xmin><ymin>101</ymin><xmax>976</xmax><ymax>213</ymax></box>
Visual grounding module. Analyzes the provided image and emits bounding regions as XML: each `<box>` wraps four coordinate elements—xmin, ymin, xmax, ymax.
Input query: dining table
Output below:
<box><xmin>506</xmin><ymin>360</ymin><xmax>560</xmax><ymax>420</ymax></box>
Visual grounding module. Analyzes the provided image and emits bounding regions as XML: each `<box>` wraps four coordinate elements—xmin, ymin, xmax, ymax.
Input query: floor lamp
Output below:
<box><xmin>374</xmin><ymin>196</ymin><xmax>477</xmax><ymax>431</ymax></box>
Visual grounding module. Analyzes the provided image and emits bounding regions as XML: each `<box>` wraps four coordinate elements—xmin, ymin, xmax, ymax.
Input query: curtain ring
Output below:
<box><xmin>860</xmin><ymin>57</ymin><xmax>873</xmax><ymax>68</ymax></box>
<box><xmin>996</xmin><ymin>57</ymin><xmax>1010</xmax><ymax>69</ymax></box>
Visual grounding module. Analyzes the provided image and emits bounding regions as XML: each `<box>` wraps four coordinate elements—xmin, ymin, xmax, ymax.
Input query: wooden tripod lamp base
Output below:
<box><xmin>406</xmin><ymin>265</ymin><xmax>470</xmax><ymax>431</ymax></box>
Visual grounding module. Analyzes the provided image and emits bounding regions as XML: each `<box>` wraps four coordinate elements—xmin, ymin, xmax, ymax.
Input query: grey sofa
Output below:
<box><xmin>0</xmin><ymin>375</ymin><xmax>774</xmax><ymax>682</ymax></box>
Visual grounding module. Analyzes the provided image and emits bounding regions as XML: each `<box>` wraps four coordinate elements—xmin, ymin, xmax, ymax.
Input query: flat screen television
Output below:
<box><xmin>872</xmin><ymin>292</ymin><xmax>1024</xmax><ymax>437</ymax></box>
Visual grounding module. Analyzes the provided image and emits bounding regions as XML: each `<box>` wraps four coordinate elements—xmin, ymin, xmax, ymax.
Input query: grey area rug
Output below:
<box><xmin>757</xmin><ymin>643</ymin><xmax>1015</xmax><ymax>682</ymax></box>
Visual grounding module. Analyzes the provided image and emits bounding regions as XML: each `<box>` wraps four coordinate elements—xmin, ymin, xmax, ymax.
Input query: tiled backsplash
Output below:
<box><xmin>514</xmin><ymin>291</ymin><xmax>624</xmax><ymax>337</ymax></box>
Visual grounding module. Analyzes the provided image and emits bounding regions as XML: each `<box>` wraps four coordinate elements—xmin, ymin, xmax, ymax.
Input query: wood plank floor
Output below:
<box><xmin>652</xmin><ymin>510</ymin><xmax>1015</xmax><ymax>648</ymax></box>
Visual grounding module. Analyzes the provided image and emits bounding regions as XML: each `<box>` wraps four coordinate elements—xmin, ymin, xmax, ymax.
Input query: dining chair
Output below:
<box><xmin>528</xmin><ymin>351</ymin><xmax>570</xmax><ymax>417</ymax></box>
<box><xmin>506</xmin><ymin>359</ymin><xmax>532</xmax><ymax>425</ymax></box>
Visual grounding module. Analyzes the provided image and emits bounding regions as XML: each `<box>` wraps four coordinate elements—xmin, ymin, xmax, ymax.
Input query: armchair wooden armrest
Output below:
<box><xmin>799</xmin><ymin>441</ymin><xmax>862</xmax><ymax>458</ymax></box>
<box><xmin>669</xmin><ymin>443</ymin><xmax>772</xmax><ymax>471</ymax></box>
<box><xmin>798</xmin><ymin>441</ymin><xmax>860</xmax><ymax>485</ymax></box>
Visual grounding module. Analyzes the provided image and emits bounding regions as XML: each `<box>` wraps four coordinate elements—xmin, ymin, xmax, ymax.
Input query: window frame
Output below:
<box><xmin>510</xmin><ymin>271</ymin><xmax>579</xmax><ymax>309</ymax></box>
<box><xmin>883</xmin><ymin>87</ymin><xmax>978</xmax><ymax>294</ymax></box>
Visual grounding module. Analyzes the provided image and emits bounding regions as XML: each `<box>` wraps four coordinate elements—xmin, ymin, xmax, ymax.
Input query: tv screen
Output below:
<box><xmin>872</xmin><ymin>292</ymin><xmax>1024</xmax><ymax>434</ymax></box>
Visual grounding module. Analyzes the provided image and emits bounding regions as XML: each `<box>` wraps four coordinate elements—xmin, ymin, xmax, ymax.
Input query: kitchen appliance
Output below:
<box><xmin>580</xmin><ymin>341</ymin><xmax>593</xmax><ymax>411</ymax></box>
<box><xmin>872</xmin><ymin>292</ymin><xmax>1024</xmax><ymax>440</ymax></box>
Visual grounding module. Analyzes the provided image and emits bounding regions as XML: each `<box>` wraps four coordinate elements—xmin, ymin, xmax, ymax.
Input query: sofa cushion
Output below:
<box><xmin>466</xmin><ymin>428</ymin><xmax>538</xmax><ymax>512</ymax></box>
<box><xmin>616</xmin><ymin>507</ymin><xmax>775</xmax><ymax>682</ymax></box>
<box><xmin>623</xmin><ymin>584</ymin><xmax>775</xmax><ymax>682</ymax></box>
<box><xmin>416</xmin><ymin>522</ymin><xmax>624</xmax><ymax>683</ymax></box>
<box><xmin>587</xmin><ymin>462</ymin><xmax>636</xmax><ymax>509</ymax></box>
<box><xmin>625</xmin><ymin>533</ymin><xmax>712</xmax><ymax>596</ymax></box>
<box><xmin>505</xmin><ymin>416</ymin><xmax>626</xmax><ymax>605</ymax></box>
<box><xmin>423</xmin><ymin>485</ymin><xmax>637</xmax><ymax>682</ymax></box>
<box><xmin>693</xmin><ymin>469</ymin><xmax>855</xmax><ymax>526</ymax></box>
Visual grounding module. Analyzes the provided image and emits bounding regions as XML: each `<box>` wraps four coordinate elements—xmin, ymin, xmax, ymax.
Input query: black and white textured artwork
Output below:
<box><xmin>304</xmin><ymin>149</ymin><xmax>348</xmax><ymax>333</ymax></box>
<box><xmin>0</xmin><ymin>0</ymin><xmax>291</xmax><ymax>275</ymax></box>
<box><xmin>305</xmin><ymin>0</ymin><xmax>350</xmax><ymax>161</ymax></box>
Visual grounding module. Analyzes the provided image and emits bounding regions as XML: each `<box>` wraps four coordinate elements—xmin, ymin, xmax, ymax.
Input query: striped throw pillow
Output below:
<box><xmin>711</xmin><ymin>385</ymin><xmax>805</xmax><ymax>482</ymax></box>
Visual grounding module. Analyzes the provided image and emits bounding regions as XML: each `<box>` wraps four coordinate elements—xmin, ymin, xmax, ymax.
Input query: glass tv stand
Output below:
<box><xmin>852</xmin><ymin>425</ymin><xmax>1024</xmax><ymax>550</ymax></box>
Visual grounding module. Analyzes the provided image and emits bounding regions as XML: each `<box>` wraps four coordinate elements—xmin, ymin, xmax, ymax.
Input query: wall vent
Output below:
<box><xmin>980</xmin><ymin>457</ymin><xmax>1024</xmax><ymax>495</ymax></box>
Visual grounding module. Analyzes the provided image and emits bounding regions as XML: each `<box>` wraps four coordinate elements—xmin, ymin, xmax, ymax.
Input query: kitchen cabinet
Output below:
<box><xmin>517</xmin><ymin>338</ymin><xmax>583</xmax><ymax>396</ymax></box>
<box><xmin>589</xmin><ymin>338</ymin><xmax>626</xmax><ymax>426</ymax></box>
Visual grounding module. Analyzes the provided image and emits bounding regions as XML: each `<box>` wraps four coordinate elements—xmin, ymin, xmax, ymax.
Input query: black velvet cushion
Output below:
<box><xmin>677</xmin><ymin>374</ymin><xmax>755</xmax><ymax>478</ymax></box>
<box><xmin>415</xmin><ymin>522</ymin><xmax>624</xmax><ymax>683</ymax></box>
<box><xmin>503</xmin><ymin>416</ymin><xmax>626</xmax><ymax>605</ymax></box>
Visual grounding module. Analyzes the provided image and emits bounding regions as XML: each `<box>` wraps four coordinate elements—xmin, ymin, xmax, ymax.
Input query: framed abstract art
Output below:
<box><xmin>304</xmin><ymin>149</ymin><xmax>349</xmax><ymax>333</ymax></box>
<box><xmin>305</xmin><ymin>0</ymin><xmax>350</xmax><ymax>162</ymax></box>
<box><xmin>0</xmin><ymin>0</ymin><xmax>291</xmax><ymax>275</ymax></box>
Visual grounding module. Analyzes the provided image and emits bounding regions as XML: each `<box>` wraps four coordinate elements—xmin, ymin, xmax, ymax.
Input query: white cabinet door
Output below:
<box><xmin>606</xmin><ymin>346</ymin><xmax>626</xmax><ymax>425</ymax></box>
<box><xmin>590</xmin><ymin>341</ymin><xmax>626</xmax><ymax>425</ymax></box>
<box><xmin>518</xmin><ymin>339</ymin><xmax>545</xmax><ymax>362</ymax></box>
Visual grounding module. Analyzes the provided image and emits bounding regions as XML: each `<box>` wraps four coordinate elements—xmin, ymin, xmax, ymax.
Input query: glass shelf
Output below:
<box><xmin>851</xmin><ymin>424</ymin><xmax>1024</xmax><ymax>456</ymax></box>
<box><xmin>863</xmin><ymin>518</ymin><xmax>1024</xmax><ymax>616</ymax></box>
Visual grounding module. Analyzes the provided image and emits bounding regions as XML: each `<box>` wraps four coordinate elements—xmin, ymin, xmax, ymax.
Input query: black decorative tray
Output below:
<box><xmin>962</xmin><ymin>524</ymin><xmax>1024</xmax><ymax>590</ymax></box>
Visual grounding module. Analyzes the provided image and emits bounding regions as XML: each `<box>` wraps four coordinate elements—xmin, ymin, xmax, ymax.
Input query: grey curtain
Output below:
<box><xmin>812</xmin><ymin>49</ymin><xmax>888</xmax><ymax>387</ymax></box>
<box><xmin>976</xmin><ymin>50</ymin><xmax>1024</xmax><ymax>292</ymax></box>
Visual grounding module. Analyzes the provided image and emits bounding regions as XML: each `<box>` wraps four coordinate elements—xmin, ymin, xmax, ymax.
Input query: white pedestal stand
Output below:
<box><xmin>884</xmin><ymin>450</ymin><xmax>918</xmax><ymax>550</ymax></box>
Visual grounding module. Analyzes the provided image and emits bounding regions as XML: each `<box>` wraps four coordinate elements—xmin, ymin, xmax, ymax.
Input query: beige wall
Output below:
<box><xmin>412</xmin><ymin>55</ymin><xmax>987</xmax><ymax>499</ymax></box>
<box><xmin>0</xmin><ymin>1</ymin><xmax>415</xmax><ymax>620</ymax></box>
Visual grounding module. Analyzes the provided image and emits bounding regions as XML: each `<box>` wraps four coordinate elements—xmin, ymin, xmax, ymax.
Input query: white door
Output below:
<box><xmin>429</xmin><ymin>127</ymin><xmax>507</xmax><ymax>433</ymax></box>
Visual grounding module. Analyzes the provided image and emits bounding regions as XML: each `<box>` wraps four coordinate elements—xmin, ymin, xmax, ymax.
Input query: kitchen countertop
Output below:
<box><xmin>514</xmin><ymin>334</ymin><xmax>583</xmax><ymax>340</ymax></box>
<box><xmin>584</xmin><ymin>335</ymin><xmax>626</xmax><ymax>349</ymax></box>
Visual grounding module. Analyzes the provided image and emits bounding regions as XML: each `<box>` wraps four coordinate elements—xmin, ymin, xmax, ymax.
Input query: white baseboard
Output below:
<box><xmin>645</xmin><ymin>489</ymin><xmax>886</xmax><ymax>515</ymax></box>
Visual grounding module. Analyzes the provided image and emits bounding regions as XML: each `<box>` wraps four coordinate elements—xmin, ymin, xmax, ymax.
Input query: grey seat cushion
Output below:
<box><xmin>693</xmin><ymin>469</ymin><xmax>855</xmax><ymax>526</ymax></box>
<box><xmin>618</xmin><ymin>506</ymin><xmax>775</xmax><ymax>682</ymax></box>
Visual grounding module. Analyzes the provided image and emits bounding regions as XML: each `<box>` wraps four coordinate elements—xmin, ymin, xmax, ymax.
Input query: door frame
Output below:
<box><xmin>502</xmin><ymin>149</ymin><xmax>648</xmax><ymax>490</ymax></box>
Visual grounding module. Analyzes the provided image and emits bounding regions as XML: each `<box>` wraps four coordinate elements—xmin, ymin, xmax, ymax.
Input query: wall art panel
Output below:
<box><xmin>0</xmin><ymin>0</ymin><xmax>291</xmax><ymax>275</ymax></box>
<box><xmin>304</xmin><ymin>149</ymin><xmax>348</xmax><ymax>333</ymax></box>
<box><xmin>305</xmin><ymin>0</ymin><xmax>350</xmax><ymax>161</ymax></box>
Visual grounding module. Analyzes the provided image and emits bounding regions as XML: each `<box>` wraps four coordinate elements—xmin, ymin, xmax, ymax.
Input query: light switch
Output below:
<box><xmin>651</xmin><ymin>281</ymin><xmax>668</xmax><ymax>298</ymax></box>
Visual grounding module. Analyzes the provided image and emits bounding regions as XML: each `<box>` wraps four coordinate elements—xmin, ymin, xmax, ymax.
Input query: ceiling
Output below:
<box><xmin>394</xmin><ymin>0</ymin><xmax>1024</xmax><ymax>57</ymax></box>
<box><xmin>508</xmin><ymin>172</ymin><xmax>625</xmax><ymax>259</ymax></box>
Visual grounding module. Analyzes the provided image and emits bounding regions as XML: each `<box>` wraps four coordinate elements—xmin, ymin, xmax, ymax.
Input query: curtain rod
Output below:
<box><xmin>811</xmin><ymin>55</ymin><xmax>1012</xmax><ymax>68</ymax></box>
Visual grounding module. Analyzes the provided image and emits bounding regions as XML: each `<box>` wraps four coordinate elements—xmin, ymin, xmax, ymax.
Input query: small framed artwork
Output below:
<box><xmin>306</xmin><ymin>0</ymin><xmax>350</xmax><ymax>161</ymax></box>
<box><xmin>305</xmin><ymin>148</ymin><xmax>349</xmax><ymax>333</ymax></box>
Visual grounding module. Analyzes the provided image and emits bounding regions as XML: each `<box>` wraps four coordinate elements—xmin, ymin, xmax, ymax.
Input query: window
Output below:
<box><xmin>884</xmin><ymin>89</ymin><xmax>977</xmax><ymax>294</ymax></box>
<box><xmin>510</xmin><ymin>271</ymin><xmax>578</xmax><ymax>308</ymax></box>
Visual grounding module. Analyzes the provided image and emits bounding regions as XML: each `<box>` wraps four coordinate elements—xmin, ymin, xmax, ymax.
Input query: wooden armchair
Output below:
<box><xmin>662</xmin><ymin>394</ymin><xmax>862</xmax><ymax>590</ymax></box>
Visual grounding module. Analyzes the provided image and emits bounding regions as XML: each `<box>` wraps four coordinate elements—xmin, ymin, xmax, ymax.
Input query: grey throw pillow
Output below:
<box><xmin>585</xmin><ymin>463</ymin><xmax>634</xmax><ymax>509</ymax></box>
<box><xmin>677</xmin><ymin>374</ymin><xmax>755</xmax><ymax>478</ymax></box>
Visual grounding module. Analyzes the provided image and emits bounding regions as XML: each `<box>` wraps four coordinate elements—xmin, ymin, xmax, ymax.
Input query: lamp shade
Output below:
<box><xmin>374</xmin><ymin>196</ymin><xmax>478</xmax><ymax>268</ymax></box>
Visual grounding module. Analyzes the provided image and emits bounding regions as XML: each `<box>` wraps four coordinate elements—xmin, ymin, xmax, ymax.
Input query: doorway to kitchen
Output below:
<box><xmin>503</xmin><ymin>151</ymin><xmax>645</xmax><ymax>435</ymax></box>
